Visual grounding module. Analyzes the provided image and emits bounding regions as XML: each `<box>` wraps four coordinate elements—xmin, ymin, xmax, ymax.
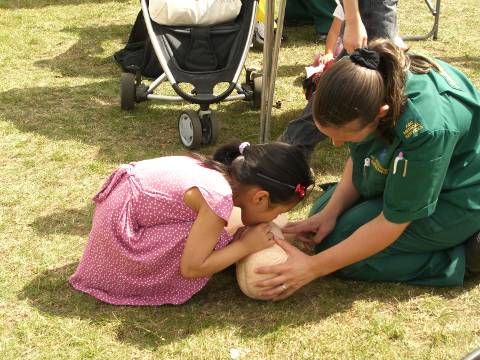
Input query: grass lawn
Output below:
<box><xmin>1</xmin><ymin>0</ymin><xmax>480</xmax><ymax>359</ymax></box>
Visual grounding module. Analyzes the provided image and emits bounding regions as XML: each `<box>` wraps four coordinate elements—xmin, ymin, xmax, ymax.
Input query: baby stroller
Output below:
<box><xmin>115</xmin><ymin>0</ymin><xmax>263</xmax><ymax>149</ymax></box>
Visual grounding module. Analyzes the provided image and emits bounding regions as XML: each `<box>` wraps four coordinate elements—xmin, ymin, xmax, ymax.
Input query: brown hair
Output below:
<box><xmin>313</xmin><ymin>38</ymin><xmax>439</xmax><ymax>142</ymax></box>
<box><xmin>190</xmin><ymin>141</ymin><xmax>314</xmax><ymax>205</ymax></box>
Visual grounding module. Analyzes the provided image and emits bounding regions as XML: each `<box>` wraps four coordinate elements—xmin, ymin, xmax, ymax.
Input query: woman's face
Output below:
<box><xmin>316</xmin><ymin>118</ymin><xmax>379</xmax><ymax>147</ymax></box>
<box><xmin>315</xmin><ymin>104</ymin><xmax>389</xmax><ymax>146</ymax></box>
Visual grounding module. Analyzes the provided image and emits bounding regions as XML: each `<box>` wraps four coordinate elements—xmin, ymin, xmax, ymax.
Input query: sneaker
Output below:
<box><xmin>254</xmin><ymin>21</ymin><xmax>286</xmax><ymax>46</ymax></box>
<box><xmin>254</xmin><ymin>21</ymin><xmax>265</xmax><ymax>45</ymax></box>
<box><xmin>465</xmin><ymin>231</ymin><xmax>480</xmax><ymax>278</ymax></box>
<box><xmin>314</xmin><ymin>33</ymin><xmax>327</xmax><ymax>44</ymax></box>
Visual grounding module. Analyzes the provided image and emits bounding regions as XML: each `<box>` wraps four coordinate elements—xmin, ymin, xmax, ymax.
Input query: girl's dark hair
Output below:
<box><xmin>313</xmin><ymin>38</ymin><xmax>439</xmax><ymax>142</ymax></box>
<box><xmin>191</xmin><ymin>141</ymin><xmax>314</xmax><ymax>205</ymax></box>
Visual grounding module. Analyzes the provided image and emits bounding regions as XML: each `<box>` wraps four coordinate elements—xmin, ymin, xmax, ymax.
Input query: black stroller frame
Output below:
<box><xmin>120</xmin><ymin>0</ymin><xmax>262</xmax><ymax>149</ymax></box>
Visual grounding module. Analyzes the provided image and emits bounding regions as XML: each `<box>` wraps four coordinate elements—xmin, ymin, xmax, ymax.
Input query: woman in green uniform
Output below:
<box><xmin>256</xmin><ymin>39</ymin><xmax>480</xmax><ymax>299</ymax></box>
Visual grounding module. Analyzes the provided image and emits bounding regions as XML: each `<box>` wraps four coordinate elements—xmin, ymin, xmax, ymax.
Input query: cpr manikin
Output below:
<box><xmin>226</xmin><ymin>207</ymin><xmax>289</xmax><ymax>300</ymax></box>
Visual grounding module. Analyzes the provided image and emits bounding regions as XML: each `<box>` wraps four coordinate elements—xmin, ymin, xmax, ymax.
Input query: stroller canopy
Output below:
<box><xmin>149</xmin><ymin>0</ymin><xmax>242</xmax><ymax>26</ymax></box>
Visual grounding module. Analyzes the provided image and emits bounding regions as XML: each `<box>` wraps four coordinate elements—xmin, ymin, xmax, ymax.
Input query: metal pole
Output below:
<box><xmin>259</xmin><ymin>0</ymin><xmax>275</xmax><ymax>143</ymax></box>
<box><xmin>263</xmin><ymin>0</ymin><xmax>286</xmax><ymax>142</ymax></box>
<box><xmin>402</xmin><ymin>0</ymin><xmax>441</xmax><ymax>41</ymax></box>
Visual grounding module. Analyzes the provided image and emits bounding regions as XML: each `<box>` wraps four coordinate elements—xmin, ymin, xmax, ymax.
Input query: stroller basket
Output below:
<box><xmin>116</xmin><ymin>0</ymin><xmax>261</xmax><ymax>150</ymax></box>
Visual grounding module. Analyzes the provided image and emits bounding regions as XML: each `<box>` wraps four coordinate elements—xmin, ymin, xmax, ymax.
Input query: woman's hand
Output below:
<box><xmin>255</xmin><ymin>239</ymin><xmax>320</xmax><ymax>300</ymax></box>
<box><xmin>238</xmin><ymin>223</ymin><xmax>275</xmax><ymax>254</ymax></box>
<box><xmin>282</xmin><ymin>211</ymin><xmax>337</xmax><ymax>250</ymax></box>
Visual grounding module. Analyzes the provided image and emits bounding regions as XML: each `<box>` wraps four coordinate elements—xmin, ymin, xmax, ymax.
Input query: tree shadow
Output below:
<box><xmin>281</xmin><ymin>26</ymin><xmax>318</xmax><ymax>48</ymax></box>
<box><xmin>276</xmin><ymin>64</ymin><xmax>307</xmax><ymax>85</ymax></box>
<box><xmin>18</xmin><ymin>262</ymin><xmax>476</xmax><ymax>350</ymax></box>
<box><xmin>0</xmin><ymin>80</ymin><xmax>192</xmax><ymax>163</ymax></box>
<box><xmin>0</xmin><ymin>0</ymin><xmax>131</xmax><ymax>9</ymax></box>
<box><xmin>34</xmin><ymin>24</ymin><xmax>132</xmax><ymax>78</ymax></box>
<box><xmin>31</xmin><ymin>206</ymin><xmax>94</xmax><ymax>236</ymax></box>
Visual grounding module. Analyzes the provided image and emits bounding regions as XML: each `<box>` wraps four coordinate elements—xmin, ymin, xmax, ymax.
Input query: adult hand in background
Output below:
<box><xmin>343</xmin><ymin>17</ymin><xmax>368</xmax><ymax>53</ymax></box>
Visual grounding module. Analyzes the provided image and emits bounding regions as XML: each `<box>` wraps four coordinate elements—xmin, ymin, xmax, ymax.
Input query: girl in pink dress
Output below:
<box><xmin>69</xmin><ymin>141</ymin><xmax>314</xmax><ymax>305</ymax></box>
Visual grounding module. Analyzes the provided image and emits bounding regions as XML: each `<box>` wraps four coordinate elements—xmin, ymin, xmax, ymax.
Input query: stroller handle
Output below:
<box><xmin>171</xmin><ymin>82</ymin><xmax>237</xmax><ymax>105</ymax></box>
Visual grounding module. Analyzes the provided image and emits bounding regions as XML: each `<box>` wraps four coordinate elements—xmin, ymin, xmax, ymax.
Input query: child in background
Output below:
<box><xmin>69</xmin><ymin>141</ymin><xmax>314</xmax><ymax>305</ymax></box>
<box><xmin>316</xmin><ymin>0</ymin><xmax>344</xmax><ymax>64</ymax></box>
<box><xmin>316</xmin><ymin>0</ymin><xmax>406</xmax><ymax>65</ymax></box>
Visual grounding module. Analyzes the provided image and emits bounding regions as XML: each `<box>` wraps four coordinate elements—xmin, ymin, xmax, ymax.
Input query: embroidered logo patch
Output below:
<box><xmin>403</xmin><ymin>121</ymin><xmax>423</xmax><ymax>139</ymax></box>
<box><xmin>370</xmin><ymin>155</ymin><xmax>388</xmax><ymax>175</ymax></box>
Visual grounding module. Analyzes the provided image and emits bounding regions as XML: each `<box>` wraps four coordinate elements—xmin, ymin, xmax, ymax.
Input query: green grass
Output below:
<box><xmin>1</xmin><ymin>0</ymin><xmax>480</xmax><ymax>359</ymax></box>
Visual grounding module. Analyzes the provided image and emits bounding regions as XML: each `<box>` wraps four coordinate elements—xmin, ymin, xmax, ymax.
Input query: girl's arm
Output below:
<box><xmin>323</xmin><ymin>17</ymin><xmax>342</xmax><ymax>60</ymax></box>
<box><xmin>180</xmin><ymin>187</ymin><xmax>273</xmax><ymax>279</ymax></box>
<box><xmin>311</xmin><ymin>213</ymin><xmax>410</xmax><ymax>278</ymax></box>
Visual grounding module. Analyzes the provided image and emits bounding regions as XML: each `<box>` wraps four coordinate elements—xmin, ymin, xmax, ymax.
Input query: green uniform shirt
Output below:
<box><xmin>347</xmin><ymin>60</ymin><xmax>480</xmax><ymax>224</ymax></box>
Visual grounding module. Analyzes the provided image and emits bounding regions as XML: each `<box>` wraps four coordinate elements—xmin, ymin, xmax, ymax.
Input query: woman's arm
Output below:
<box><xmin>321</xmin><ymin>157</ymin><xmax>360</xmax><ymax>220</ymax></box>
<box><xmin>286</xmin><ymin>157</ymin><xmax>360</xmax><ymax>244</ymax></box>
<box><xmin>310</xmin><ymin>213</ymin><xmax>410</xmax><ymax>278</ymax></box>
<box><xmin>257</xmin><ymin>213</ymin><xmax>410</xmax><ymax>299</ymax></box>
<box><xmin>181</xmin><ymin>187</ymin><xmax>273</xmax><ymax>279</ymax></box>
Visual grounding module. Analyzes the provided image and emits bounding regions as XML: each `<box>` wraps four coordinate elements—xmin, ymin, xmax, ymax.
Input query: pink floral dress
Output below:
<box><xmin>69</xmin><ymin>156</ymin><xmax>234</xmax><ymax>305</ymax></box>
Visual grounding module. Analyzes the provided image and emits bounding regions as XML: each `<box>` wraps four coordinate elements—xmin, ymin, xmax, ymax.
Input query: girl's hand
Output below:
<box><xmin>320</xmin><ymin>52</ymin><xmax>334</xmax><ymax>64</ymax></box>
<box><xmin>238</xmin><ymin>223</ymin><xmax>275</xmax><ymax>254</ymax></box>
<box><xmin>255</xmin><ymin>239</ymin><xmax>319</xmax><ymax>300</ymax></box>
<box><xmin>282</xmin><ymin>211</ymin><xmax>337</xmax><ymax>250</ymax></box>
<box><xmin>232</xmin><ymin>226</ymin><xmax>248</xmax><ymax>241</ymax></box>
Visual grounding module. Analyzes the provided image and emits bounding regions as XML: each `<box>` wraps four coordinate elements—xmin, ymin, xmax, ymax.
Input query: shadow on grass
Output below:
<box><xmin>18</xmin><ymin>262</ymin><xmax>477</xmax><ymax>350</ymax></box>
<box><xmin>0</xmin><ymin>80</ymin><xmax>189</xmax><ymax>162</ymax></box>
<box><xmin>31</xmin><ymin>206</ymin><xmax>94</xmax><ymax>236</ymax></box>
<box><xmin>1</xmin><ymin>78</ymin><xmax>320</xmax><ymax>165</ymax></box>
<box><xmin>34</xmin><ymin>24</ymin><xmax>133</xmax><ymax>78</ymax></box>
<box><xmin>0</xmin><ymin>0</ymin><xmax>130</xmax><ymax>9</ymax></box>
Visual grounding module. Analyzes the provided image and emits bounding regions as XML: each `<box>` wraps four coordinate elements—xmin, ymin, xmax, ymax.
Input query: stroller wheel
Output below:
<box><xmin>201</xmin><ymin>113</ymin><xmax>220</xmax><ymax>146</ymax></box>
<box><xmin>178</xmin><ymin>111</ymin><xmax>202</xmax><ymax>150</ymax></box>
<box><xmin>252</xmin><ymin>75</ymin><xmax>262</xmax><ymax>110</ymax></box>
<box><xmin>120</xmin><ymin>72</ymin><xmax>136</xmax><ymax>110</ymax></box>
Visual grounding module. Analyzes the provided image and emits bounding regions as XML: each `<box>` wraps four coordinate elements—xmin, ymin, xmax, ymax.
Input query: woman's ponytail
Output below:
<box><xmin>368</xmin><ymin>39</ymin><xmax>408</xmax><ymax>142</ymax></box>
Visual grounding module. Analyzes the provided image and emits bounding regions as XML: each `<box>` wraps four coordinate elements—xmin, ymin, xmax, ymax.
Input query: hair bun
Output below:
<box><xmin>350</xmin><ymin>48</ymin><xmax>380</xmax><ymax>70</ymax></box>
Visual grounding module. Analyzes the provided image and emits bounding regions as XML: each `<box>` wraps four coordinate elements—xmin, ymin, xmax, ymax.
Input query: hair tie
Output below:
<box><xmin>239</xmin><ymin>142</ymin><xmax>250</xmax><ymax>155</ymax></box>
<box><xmin>350</xmin><ymin>48</ymin><xmax>380</xmax><ymax>70</ymax></box>
<box><xmin>295</xmin><ymin>184</ymin><xmax>306</xmax><ymax>198</ymax></box>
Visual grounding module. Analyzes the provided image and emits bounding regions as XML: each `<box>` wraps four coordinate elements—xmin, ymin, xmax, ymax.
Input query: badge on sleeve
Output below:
<box><xmin>403</xmin><ymin>121</ymin><xmax>423</xmax><ymax>139</ymax></box>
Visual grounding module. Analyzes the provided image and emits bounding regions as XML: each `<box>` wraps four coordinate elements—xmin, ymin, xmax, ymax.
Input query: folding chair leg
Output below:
<box><xmin>403</xmin><ymin>0</ymin><xmax>441</xmax><ymax>41</ymax></box>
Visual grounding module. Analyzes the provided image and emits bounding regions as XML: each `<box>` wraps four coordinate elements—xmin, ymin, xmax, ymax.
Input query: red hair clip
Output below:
<box><xmin>295</xmin><ymin>184</ymin><xmax>306</xmax><ymax>198</ymax></box>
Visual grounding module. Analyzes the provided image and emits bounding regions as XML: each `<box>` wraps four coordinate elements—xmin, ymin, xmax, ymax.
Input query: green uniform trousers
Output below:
<box><xmin>310</xmin><ymin>185</ymin><xmax>480</xmax><ymax>286</ymax></box>
<box><xmin>285</xmin><ymin>0</ymin><xmax>337</xmax><ymax>35</ymax></box>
